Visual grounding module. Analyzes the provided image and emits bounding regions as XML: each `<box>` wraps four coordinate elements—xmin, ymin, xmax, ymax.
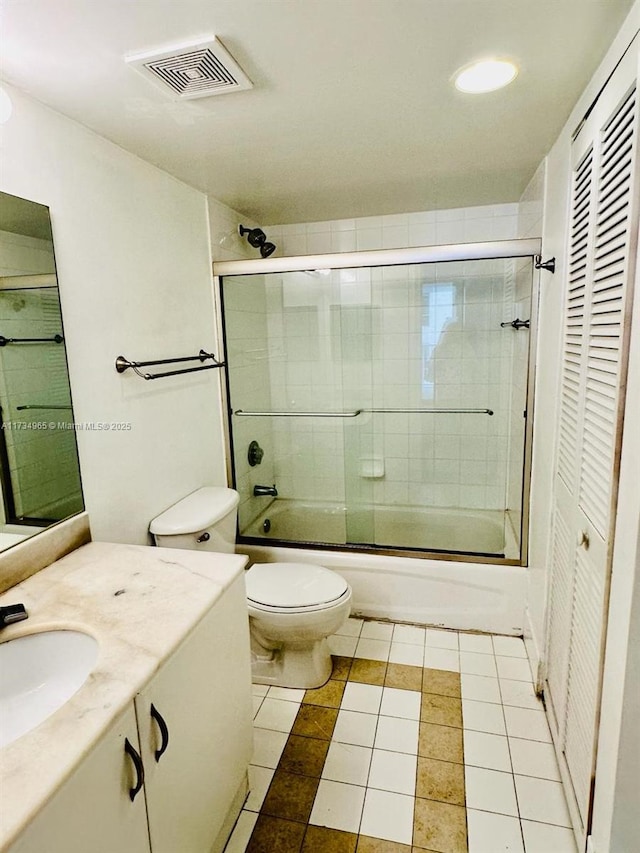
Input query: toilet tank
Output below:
<box><xmin>149</xmin><ymin>487</ymin><xmax>240</xmax><ymax>554</ymax></box>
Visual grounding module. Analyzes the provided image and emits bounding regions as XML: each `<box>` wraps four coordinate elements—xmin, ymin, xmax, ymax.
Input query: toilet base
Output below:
<box><xmin>250</xmin><ymin>637</ymin><xmax>333</xmax><ymax>689</ymax></box>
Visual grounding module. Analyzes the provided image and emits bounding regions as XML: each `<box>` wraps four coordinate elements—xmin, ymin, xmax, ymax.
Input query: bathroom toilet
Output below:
<box><xmin>149</xmin><ymin>487</ymin><xmax>352</xmax><ymax>688</ymax></box>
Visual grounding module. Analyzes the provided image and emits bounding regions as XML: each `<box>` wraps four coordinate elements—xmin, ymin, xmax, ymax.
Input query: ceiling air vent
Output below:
<box><xmin>125</xmin><ymin>37</ymin><xmax>253</xmax><ymax>100</ymax></box>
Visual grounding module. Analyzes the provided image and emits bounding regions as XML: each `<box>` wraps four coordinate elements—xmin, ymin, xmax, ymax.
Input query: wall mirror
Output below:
<box><xmin>0</xmin><ymin>191</ymin><xmax>83</xmax><ymax>551</ymax></box>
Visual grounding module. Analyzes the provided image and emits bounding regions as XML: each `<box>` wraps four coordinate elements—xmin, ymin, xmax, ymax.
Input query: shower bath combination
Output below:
<box><xmin>216</xmin><ymin>238</ymin><xmax>539</xmax><ymax>568</ymax></box>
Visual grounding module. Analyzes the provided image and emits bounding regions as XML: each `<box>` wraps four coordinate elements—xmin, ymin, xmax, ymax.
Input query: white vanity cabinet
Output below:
<box><xmin>7</xmin><ymin>704</ymin><xmax>151</xmax><ymax>853</ymax></box>
<box><xmin>134</xmin><ymin>574</ymin><xmax>253</xmax><ymax>853</ymax></box>
<box><xmin>6</xmin><ymin>573</ymin><xmax>253</xmax><ymax>853</ymax></box>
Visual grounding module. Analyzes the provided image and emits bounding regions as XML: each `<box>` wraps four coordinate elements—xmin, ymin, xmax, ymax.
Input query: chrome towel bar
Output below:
<box><xmin>234</xmin><ymin>407</ymin><xmax>493</xmax><ymax>417</ymax></box>
<box><xmin>115</xmin><ymin>349</ymin><xmax>225</xmax><ymax>381</ymax></box>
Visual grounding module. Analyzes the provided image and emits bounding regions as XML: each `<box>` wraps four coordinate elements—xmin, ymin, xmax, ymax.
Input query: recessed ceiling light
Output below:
<box><xmin>454</xmin><ymin>59</ymin><xmax>518</xmax><ymax>94</ymax></box>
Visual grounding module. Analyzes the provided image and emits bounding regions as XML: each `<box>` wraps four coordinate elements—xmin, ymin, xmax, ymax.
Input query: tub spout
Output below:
<box><xmin>253</xmin><ymin>484</ymin><xmax>278</xmax><ymax>497</ymax></box>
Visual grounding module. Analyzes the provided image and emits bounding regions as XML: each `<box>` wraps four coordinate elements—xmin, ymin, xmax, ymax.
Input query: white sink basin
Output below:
<box><xmin>0</xmin><ymin>630</ymin><xmax>99</xmax><ymax>748</ymax></box>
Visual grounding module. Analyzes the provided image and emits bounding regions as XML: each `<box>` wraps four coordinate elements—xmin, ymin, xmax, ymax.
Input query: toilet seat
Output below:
<box><xmin>246</xmin><ymin>562</ymin><xmax>349</xmax><ymax>613</ymax></box>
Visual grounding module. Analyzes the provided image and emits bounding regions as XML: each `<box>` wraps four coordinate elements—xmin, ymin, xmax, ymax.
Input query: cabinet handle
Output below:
<box><xmin>150</xmin><ymin>703</ymin><xmax>170</xmax><ymax>762</ymax></box>
<box><xmin>124</xmin><ymin>738</ymin><xmax>145</xmax><ymax>802</ymax></box>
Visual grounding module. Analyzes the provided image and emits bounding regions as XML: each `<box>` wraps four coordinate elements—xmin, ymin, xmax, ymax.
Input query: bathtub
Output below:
<box><xmin>238</xmin><ymin>499</ymin><xmax>525</xmax><ymax>635</ymax></box>
<box><xmin>241</xmin><ymin>499</ymin><xmax>518</xmax><ymax>558</ymax></box>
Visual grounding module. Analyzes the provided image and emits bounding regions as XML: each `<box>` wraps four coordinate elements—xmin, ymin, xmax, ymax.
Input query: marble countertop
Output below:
<box><xmin>0</xmin><ymin>541</ymin><xmax>248</xmax><ymax>850</ymax></box>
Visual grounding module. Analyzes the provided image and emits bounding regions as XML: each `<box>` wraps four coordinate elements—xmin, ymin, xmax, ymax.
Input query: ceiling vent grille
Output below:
<box><xmin>126</xmin><ymin>37</ymin><xmax>253</xmax><ymax>100</ymax></box>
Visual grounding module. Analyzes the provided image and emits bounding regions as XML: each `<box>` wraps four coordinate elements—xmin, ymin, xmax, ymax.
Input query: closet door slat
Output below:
<box><xmin>563</xmin><ymin>548</ymin><xmax>606</xmax><ymax>822</ymax></box>
<box><xmin>557</xmin><ymin>148</ymin><xmax>594</xmax><ymax>490</ymax></box>
<box><xmin>579</xmin><ymin>86</ymin><xmax>637</xmax><ymax>537</ymax></box>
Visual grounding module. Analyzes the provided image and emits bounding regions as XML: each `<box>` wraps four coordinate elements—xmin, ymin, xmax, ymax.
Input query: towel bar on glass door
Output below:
<box><xmin>115</xmin><ymin>349</ymin><xmax>225</xmax><ymax>381</ymax></box>
<box><xmin>233</xmin><ymin>407</ymin><xmax>493</xmax><ymax>417</ymax></box>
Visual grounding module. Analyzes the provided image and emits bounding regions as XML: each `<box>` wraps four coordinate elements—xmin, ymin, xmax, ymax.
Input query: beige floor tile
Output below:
<box><xmin>418</xmin><ymin>723</ymin><xmax>463</xmax><ymax>763</ymax></box>
<box><xmin>302</xmin><ymin>824</ymin><xmax>358</xmax><ymax>852</ymax></box>
<box><xmin>332</xmin><ymin>656</ymin><xmax>354</xmax><ymax>681</ymax></box>
<box><xmin>416</xmin><ymin>757</ymin><xmax>465</xmax><ymax>806</ymax></box>
<box><xmin>420</xmin><ymin>693</ymin><xmax>463</xmax><ymax>728</ymax></box>
<box><xmin>247</xmin><ymin>814</ymin><xmax>306</xmax><ymax>853</ymax></box>
<box><xmin>292</xmin><ymin>704</ymin><xmax>339</xmax><ymax>741</ymax></box>
<box><xmin>422</xmin><ymin>669</ymin><xmax>462</xmax><ymax>699</ymax></box>
<box><xmin>412</xmin><ymin>798</ymin><xmax>468</xmax><ymax>853</ymax></box>
<box><xmin>304</xmin><ymin>679</ymin><xmax>347</xmax><ymax>709</ymax></box>
<box><xmin>261</xmin><ymin>769</ymin><xmax>320</xmax><ymax>823</ymax></box>
<box><xmin>280</xmin><ymin>734</ymin><xmax>331</xmax><ymax>777</ymax></box>
<box><xmin>357</xmin><ymin>836</ymin><xmax>412</xmax><ymax>852</ymax></box>
<box><xmin>349</xmin><ymin>658</ymin><xmax>388</xmax><ymax>685</ymax></box>
<box><xmin>385</xmin><ymin>663</ymin><xmax>423</xmax><ymax>691</ymax></box>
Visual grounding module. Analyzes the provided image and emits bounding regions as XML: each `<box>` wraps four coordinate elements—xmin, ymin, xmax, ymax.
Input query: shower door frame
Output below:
<box><xmin>214</xmin><ymin>238</ymin><xmax>541</xmax><ymax>567</ymax></box>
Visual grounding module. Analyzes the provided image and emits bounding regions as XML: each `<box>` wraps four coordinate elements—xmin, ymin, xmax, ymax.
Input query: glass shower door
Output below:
<box><xmin>336</xmin><ymin>256</ymin><xmax>533</xmax><ymax>559</ymax></box>
<box><xmin>220</xmin><ymin>246</ymin><xmax>534</xmax><ymax>562</ymax></box>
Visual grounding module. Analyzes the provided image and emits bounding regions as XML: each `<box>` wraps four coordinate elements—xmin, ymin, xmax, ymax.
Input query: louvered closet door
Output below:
<box><xmin>545</xmin><ymin>41</ymin><xmax>639</xmax><ymax>845</ymax></box>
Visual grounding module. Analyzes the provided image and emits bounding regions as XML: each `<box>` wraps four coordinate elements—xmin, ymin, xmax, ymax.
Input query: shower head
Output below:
<box><xmin>239</xmin><ymin>224</ymin><xmax>277</xmax><ymax>257</ymax></box>
<box><xmin>239</xmin><ymin>225</ymin><xmax>266</xmax><ymax>247</ymax></box>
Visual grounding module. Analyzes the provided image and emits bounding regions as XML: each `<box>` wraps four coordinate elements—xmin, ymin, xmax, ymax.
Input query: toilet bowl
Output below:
<box><xmin>246</xmin><ymin>562</ymin><xmax>352</xmax><ymax>688</ymax></box>
<box><xmin>149</xmin><ymin>487</ymin><xmax>352</xmax><ymax>688</ymax></box>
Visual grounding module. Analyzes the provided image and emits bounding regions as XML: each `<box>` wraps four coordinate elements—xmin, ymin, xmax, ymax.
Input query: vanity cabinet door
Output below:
<box><xmin>134</xmin><ymin>574</ymin><xmax>253</xmax><ymax>853</ymax></box>
<box><xmin>7</xmin><ymin>704</ymin><xmax>150</xmax><ymax>853</ymax></box>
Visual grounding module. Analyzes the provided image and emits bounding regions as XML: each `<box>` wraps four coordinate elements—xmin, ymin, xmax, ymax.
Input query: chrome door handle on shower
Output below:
<box><xmin>235</xmin><ymin>409</ymin><xmax>362</xmax><ymax>418</ymax></box>
<box><xmin>234</xmin><ymin>407</ymin><xmax>493</xmax><ymax>417</ymax></box>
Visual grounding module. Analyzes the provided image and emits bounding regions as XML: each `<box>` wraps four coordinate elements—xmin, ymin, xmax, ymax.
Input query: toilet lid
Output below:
<box><xmin>246</xmin><ymin>563</ymin><xmax>349</xmax><ymax>609</ymax></box>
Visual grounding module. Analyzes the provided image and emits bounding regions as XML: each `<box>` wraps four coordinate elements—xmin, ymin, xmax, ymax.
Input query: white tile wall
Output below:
<box><xmin>254</xmin><ymin>257</ymin><xmax>518</xmax><ymax>516</ymax></box>
<box><xmin>267</xmin><ymin>204</ymin><xmax>518</xmax><ymax>259</ymax></box>
<box><xmin>224</xmin><ymin>202</ymin><xmax>542</xmax><ymax>547</ymax></box>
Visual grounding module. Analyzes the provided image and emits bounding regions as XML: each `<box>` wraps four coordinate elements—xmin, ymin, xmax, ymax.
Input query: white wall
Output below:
<box><xmin>0</xmin><ymin>85</ymin><xmax>244</xmax><ymax>544</ymax></box>
<box><xmin>523</xmin><ymin>3</ymin><xmax>640</xmax><ymax>849</ymax></box>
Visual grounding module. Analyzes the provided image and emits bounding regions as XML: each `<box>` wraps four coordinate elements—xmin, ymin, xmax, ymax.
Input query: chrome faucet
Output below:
<box><xmin>0</xmin><ymin>603</ymin><xmax>28</xmax><ymax>629</ymax></box>
<box><xmin>253</xmin><ymin>484</ymin><xmax>278</xmax><ymax>497</ymax></box>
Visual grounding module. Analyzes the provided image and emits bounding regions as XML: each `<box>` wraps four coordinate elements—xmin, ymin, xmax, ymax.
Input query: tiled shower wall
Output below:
<box><xmin>261</xmin><ymin>259</ymin><xmax>519</xmax><ymax>514</ymax></box>
<box><xmin>266</xmin><ymin>205</ymin><xmax>519</xmax><ymax>258</ymax></box>
<box><xmin>268</xmin><ymin>205</ymin><xmax>522</xmax><ymax>516</ymax></box>
<box><xmin>224</xmin><ymin>203</ymin><xmax>541</xmax><ymax>537</ymax></box>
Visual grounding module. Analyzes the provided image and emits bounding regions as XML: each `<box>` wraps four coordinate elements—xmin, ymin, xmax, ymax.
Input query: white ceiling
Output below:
<box><xmin>1</xmin><ymin>0</ymin><xmax>635</xmax><ymax>224</ymax></box>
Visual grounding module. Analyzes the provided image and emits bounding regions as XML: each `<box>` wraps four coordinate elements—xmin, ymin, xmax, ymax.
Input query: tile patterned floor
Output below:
<box><xmin>224</xmin><ymin>619</ymin><xmax>578</xmax><ymax>853</ymax></box>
